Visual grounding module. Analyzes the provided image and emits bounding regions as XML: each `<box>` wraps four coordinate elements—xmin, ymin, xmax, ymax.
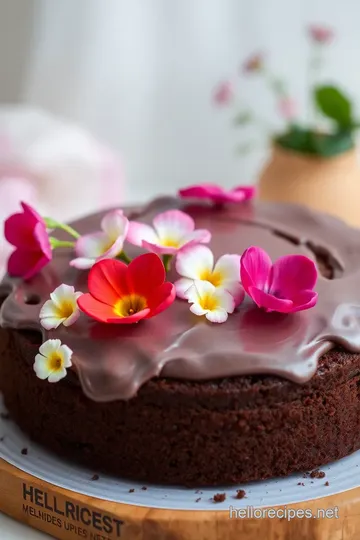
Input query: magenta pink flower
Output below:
<box><xmin>178</xmin><ymin>183</ymin><xmax>256</xmax><ymax>204</ymax></box>
<box><xmin>242</xmin><ymin>53</ymin><xmax>264</xmax><ymax>73</ymax></box>
<box><xmin>127</xmin><ymin>209</ymin><xmax>211</xmax><ymax>256</ymax></box>
<box><xmin>278</xmin><ymin>97</ymin><xmax>297</xmax><ymax>120</ymax></box>
<box><xmin>4</xmin><ymin>202</ymin><xmax>52</xmax><ymax>280</ymax></box>
<box><xmin>240</xmin><ymin>246</ymin><xmax>318</xmax><ymax>313</ymax></box>
<box><xmin>308</xmin><ymin>25</ymin><xmax>334</xmax><ymax>44</ymax></box>
<box><xmin>213</xmin><ymin>81</ymin><xmax>235</xmax><ymax>105</ymax></box>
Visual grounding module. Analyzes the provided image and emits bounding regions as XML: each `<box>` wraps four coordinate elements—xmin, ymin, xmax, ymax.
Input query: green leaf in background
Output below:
<box><xmin>233</xmin><ymin>111</ymin><xmax>252</xmax><ymax>126</ymax></box>
<box><xmin>314</xmin><ymin>85</ymin><xmax>353</xmax><ymax>128</ymax></box>
<box><xmin>275</xmin><ymin>126</ymin><xmax>354</xmax><ymax>157</ymax></box>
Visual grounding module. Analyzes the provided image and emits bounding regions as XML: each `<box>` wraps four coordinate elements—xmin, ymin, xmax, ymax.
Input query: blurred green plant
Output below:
<box><xmin>214</xmin><ymin>25</ymin><xmax>359</xmax><ymax>158</ymax></box>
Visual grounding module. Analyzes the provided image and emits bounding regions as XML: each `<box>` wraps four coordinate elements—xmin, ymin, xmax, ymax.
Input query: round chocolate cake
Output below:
<box><xmin>1</xmin><ymin>196</ymin><xmax>360</xmax><ymax>486</ymax></box>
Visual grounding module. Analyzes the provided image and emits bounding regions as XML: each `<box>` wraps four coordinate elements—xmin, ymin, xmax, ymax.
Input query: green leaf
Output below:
<box><xmin>233</xmin><ymin>111</ymin><xmax>252</xmax><ymax>126</ymax></box>
<box><xmin>275</xmin><ymin>126</ymin><xmax>354</xmax><ymax>157</ymax></box>
<box><xmin>314</xmin><ymin>85</ymin><xmax>353</xmax><ymax>128</ymax></box>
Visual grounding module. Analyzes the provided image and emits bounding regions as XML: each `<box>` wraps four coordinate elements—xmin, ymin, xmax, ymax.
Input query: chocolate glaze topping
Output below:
<box><xmin>1</xmin><ymin>196</ymin><xmax>360</xmax><ymax>402</ymax></box>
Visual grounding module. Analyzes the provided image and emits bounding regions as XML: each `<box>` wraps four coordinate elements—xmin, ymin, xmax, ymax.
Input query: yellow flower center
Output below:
<box><xmin>114</xmin><ymin>294</ymin><xmax>147</xmax><ymax>317</ymax></box>
<box><xmin>56</xmin><ymin>300</ymin><xmax>76</xmax><ymax>319</ymax></box>
<box><xmin>199</xmin><ymin>293</ymin><xmax>219</xmax><ymax>311</ymax></box>
<box><xmin>199</xmin><ymin>269</ymin><xmax>223</xmax><ymax>287</ymax></box>
<box><xmin>48</xmin><ymin>352</ymin><xmax>63</xmax><ymax>372</ymax></box>
<box><xmin>161</xmin><ymin>237</ymin><xmax>181</xmax><ymax>248</ymax></box>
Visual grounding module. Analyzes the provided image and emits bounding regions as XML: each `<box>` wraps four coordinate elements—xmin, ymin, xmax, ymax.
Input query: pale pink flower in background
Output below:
<box><xmin>70</xmin><ymin>210</ymin><xmax>129</xmax><ymax>270</ymax></box>
<box><xmin>308</xmin><ymin>25</ymin><xmax>334</xmax><ymax>44</ymax></box>
<box><xmin>213</xmin><ymin>81</ymin><xmax>235</xmax><ymax>105</ymax></box>
<box><xmin>127</xmin><ymin>209</ymin><xmax>211</xmax><ymax>256</ymax></box>
<box><xmin>242</xmin><ymin>53</ymin><xmax>264</xmax><ymax>73</ymax></box>
<box><xmin>278</xmin><ymin>97</ymin><xmax>298</xmax><ymax>121</ymax></box>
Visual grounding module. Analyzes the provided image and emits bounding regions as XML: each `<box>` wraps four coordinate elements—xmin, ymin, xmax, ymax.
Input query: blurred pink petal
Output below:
<box><xmin>240</xmin><ymin>246</ymin><xmax>318</xmax><ymax>313</ymax></box>
<box><xmin>213</xmin><ymin>81</ymin><xmax>235</xmax><ymax>105</ymax></box>
<box><xmin>308</xmin><ymin>25</ymin><xmax>334</xmax><ymax>44</ymax></box>
<box><xmin>178</xmin><ymin>183</ymin><xmax>256</xmax><ymax>204</ymax></box>
<box><xmin>278</xmin><ymin>97</ymin><xmax>297</xmax><ymax>120</ymax></box>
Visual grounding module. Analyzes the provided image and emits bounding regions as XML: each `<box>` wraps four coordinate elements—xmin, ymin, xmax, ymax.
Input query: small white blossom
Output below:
<box><xmin>34</xmin><ymin>339</ymin><xmax>73</xmax><ymax>383</ymax></box>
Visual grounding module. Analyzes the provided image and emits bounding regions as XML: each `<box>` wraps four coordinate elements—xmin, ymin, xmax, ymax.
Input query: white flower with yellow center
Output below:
<box><xmin>34</xmin><ymin>339</ymin><xmax>72</xmax><ymax>383</ymax></box>
<box><xmin>184</xmin><ymin>280</ymin><xmax>235</xmax><ymax>323</ymax></box>
<box><xmin>175</xmin><ymin>245</ymin><xmax>244</xmax><ymax>305</ymax></box>
<box><xmin>40</xmin><ymin>284</ymin><xmax>82</xmax><ymax>330</ymax></box>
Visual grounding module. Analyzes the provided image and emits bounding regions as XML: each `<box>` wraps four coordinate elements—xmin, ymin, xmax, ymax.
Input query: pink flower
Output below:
<box><xmin>178</xmin><ymin>183</ymin><xmax>256</xmax><ymax>204</ymax></box>
<box><xmin>242</xmin><ymin>53</ymin><xmax>264</xmax><ymax>73</ymax></box>
<box><xmin>213</xmin><ymin>81</ymin><xmax>234</xmax><ymax>105</ymax></box>
<box><xmin>70</xmin><ymin>210</ymin><xmax>129</xmax><ymax>269</ymax></box>
<box><xmin>240</xmin><ymin>246</ymin><xmax>318</xmax><ymax>313</ymax></box>
<box><xmin>308</xmin><ymin>25</ymin><xmax>334</xmax><ymax>44</ymax></box>
<box><xmin>127</xmin><ymin>209</ymin><xmax>211</xmax><ymax>256</ymax></box>
<box><xmin>278</xmin><ymin>97</ymin><xmax>297</xmax><ymax>120</ymax></box>
<box><xmin>4</xmin><ymin>202</ymin><xmax>52</xmax><ymax>280</ymax></box>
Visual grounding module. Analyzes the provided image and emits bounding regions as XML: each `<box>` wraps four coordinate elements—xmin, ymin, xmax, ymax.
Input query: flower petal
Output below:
<box><xmin>180</xmin><ymin>229</ymin><xmax>211</xmax><ymax>248</ymax></box>
<box><xmin>214</xmin><ymin>254</ymin><xmax>240</xmax><ymax>283</ymax></box>
<box><xmin>269</xmin><ymin>255</ymin><xmax>318</xmax><ymax>299</ymax></box>
<box><xmin>288</xmin><ymin>290</ymin><xmax>318</xmax><ymax>313</ymax></box>
<box><xmin>78</xmin><ymin>293</ymin><xmax>149</xmax><ymax>323</ymax></box>
<box><xmin>178</xmin><ymin>184</ymin><xmax>225</xmax><ymax>201</ymax></box>
<box><xmin>7</xmin><ymin>249</ymin><xmax>51</xmax><ymax>280</ymax></box>
<box><xmin>174</xmin><ymin>277</ymin><xmax>195</xmax><ymax>299</ymax></box>
<box><xmin>127</xmin><ymin>253</ymin><xmax>165</xmax><ymax>297</ymax></box>
<box><xmin>33</xmin><ymin>355</ymin><xmax>50</xmax><ymax>380</ymax></box>
<box><xmin>39</xmin><ymin>339</ymin><xmax>61</xmax><ymax>358</ymax></box>
<box><xmin>190</xmin><ymin>303</ymin><xmax>208</xmax><ymax>316</ymax></box>
<box><xmin>50</xmin><ymin>284</ymin><xmax>75</xmax><ymax>308</ymax></box>
<box><xmin>33</xmin><ymin>222</ymin><xmax>52</xmax><ymax>259</ymax></box>
<box><xmin>223</xmin><ymin>281</ymin><xmax>245</xmax><ymax>307</ymax></box>
<box><xmin>240</xmin><ymin>246</ymin><xmax>272</xmax><ymax>294</ymax></box>
<box><xmin>126</xmin><ymin>221</ymin><xmax>158</xmax><ymax>246</ymax></box>
<box><xmin>206</xmin><ymin>308</ymin><xmax>229</xmax><ymax>323</ymax></box>
<box><xmin>248</xmin><ymin>286</ymin><xmax>293</xmax><ymax>313</ymax></box>
<box><xmin>59</xmin><ymin>344</ymin><xmax>73</xmax><ymax>368</ymax></box>
<box><xmin>153</xmin><ymin>209</ymin><xmax>195</xmax><ymax>240</ymax></box>
<box><xmin>141</xmin><ymin>240</ymin><xmax>179</xmax><ymax>255</ymax></box>
<box><xmin>63</xmin><ymin>310</ymin><xmax>80</xmax><ymax>327</ymax></box>
<box><xmin>74</xmin><ymin>231</ymin><xmax>111</xmax><ymax>258</ymax></box>
<box><xmin>101</xmin><ymin>209</ymin><xmax>129</xmax><ymax>241</ymax></box>
<box><xmin>40</xmin><ymin>316</ymin><xmax>65</xmax><ymax>330</ymax></box>
<box><xmin>192</xmin><ymin>280</ymin><xmax>217</xmax><ymax>298</ymax></box>
<box><xmin>176</xmin><ymin>245</ymin><xmax>214</xmax><ymax>279</ymax></box>
<box><xmin>87</xmin><ymin>259</ymin><xmax>129</xmax><ymax>305</ymax></box>
<box><xmin>69</xmin><ymin>257</ymin><xmax>95</xmax><ymax>270</ymax></box>
<box><xmin>146</xmin><ymin>282</ymin><xmax>176</xmax><ymax>318</ymax></box>
<box><xmin>48</xmin><ymin>369</ymin><xmax>67</xmax><ymax>383</ymax></box>
<box><xmin>213</xmin><ymin>288</ymin><xmax>235</xmax><ymax>314</ymax></box>
<box><xmin>231</xmin><ymin>186</ymin><xmax>256</xmax><ymax>201</ymax></box>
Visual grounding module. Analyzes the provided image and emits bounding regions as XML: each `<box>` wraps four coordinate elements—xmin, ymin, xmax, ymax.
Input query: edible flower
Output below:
<box><xmin>184</xmin><ymin>281</ymin><xmax>235</xmax><ymax>323</ymax></box>
<box><xmin>175</xmin><ymin>245</ymin><xmax>244</xmax><ymax>305</ymax></box>
<box><xmin>127</xmin><ymin>209</ymin><xmax>211</xmax><ymax>256</ymax></box>
<box><xmin>34</xmin><ymin>339</ymin><xmax>73</xmax><ymax>383</ymax></box>
<box><xmin>178</xmin><ymin>183</ymin><xmax>255</xmax><ymax>204</ymax></box>
<box><xmin>40</xmin><ymin>284</ymin><xmax>83</xmax><ymax>330</ymax></box>
<box><xmin>70</xmin><ymin>209</ymin><xmax>129</xmax><ymax>269</ymax></box>
<box><xmin>213</xmin><ymin>81</ymin><xmax>235</xmax><ymax>105</ymax></box>
<box><xmin>77</xmin><ymin>253</ymin><xmax>175</xmax><ymax>324</ymax></box>
<box><xmin>4</xmin><ymin>202</ymin><xmax>52</xmax><ymax>280</ymax></box>
<box><xmin>240</xmin><ymin>246</ymin><xmax>318</xmax><ymax>313</ymax></box>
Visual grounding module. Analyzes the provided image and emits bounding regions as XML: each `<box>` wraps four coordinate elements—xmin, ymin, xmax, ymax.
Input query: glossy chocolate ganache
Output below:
<box><xmin>1</xmin><ymin>196</ymin><xmax>360</xmax><ymax>403</ymax></box>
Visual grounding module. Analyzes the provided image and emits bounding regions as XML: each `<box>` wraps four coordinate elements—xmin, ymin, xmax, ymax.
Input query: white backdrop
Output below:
<box><xmin>2</xmin><ymin>0</ymin><xmax>360</xmax><ymax>204</ymax></box>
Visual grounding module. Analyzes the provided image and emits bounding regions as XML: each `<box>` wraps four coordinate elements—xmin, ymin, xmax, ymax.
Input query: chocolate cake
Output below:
<box><xmin>1</xmin><ymin>196</ymin><xmax>360</xmax><ymax>486</ymax></box>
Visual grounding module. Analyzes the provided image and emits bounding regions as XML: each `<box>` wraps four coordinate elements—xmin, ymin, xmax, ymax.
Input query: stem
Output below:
<box><xmin>50</xmin><ymin>237</ymin><xmax>75</xmax><ymax>249</ymax></box>
<box><xmin>162</xmin><ymin>254</ymin><xmax>173</xmax><ymax>272</ymax></box>
<box><xmin>118</xmin><ymin>251</ymin><xmax>131</xmax><ymax>264</ymax></box>
<box><xmin>44</xmin><ymin>217</ymin><xmax>80</xmax><ymax>239</ymax></box>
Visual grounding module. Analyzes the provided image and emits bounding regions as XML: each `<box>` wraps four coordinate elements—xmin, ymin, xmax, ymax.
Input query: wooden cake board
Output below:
<box><xmin>0</xmin><ymin>458</ymin><xmax>358</xmax><ymax>540</ymax></box>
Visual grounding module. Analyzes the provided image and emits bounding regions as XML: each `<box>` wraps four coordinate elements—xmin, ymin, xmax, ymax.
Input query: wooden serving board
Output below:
<box><xmin>0</xmin><ymin>458</ymin><xmax>358</xmax><ymax>540</ymax></box>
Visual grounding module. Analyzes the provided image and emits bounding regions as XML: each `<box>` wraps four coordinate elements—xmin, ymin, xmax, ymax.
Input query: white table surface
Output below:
<box><xmin>0</xmin><ymin>512</ymin><xmax>50</xmax><ymax>538</ymax></box>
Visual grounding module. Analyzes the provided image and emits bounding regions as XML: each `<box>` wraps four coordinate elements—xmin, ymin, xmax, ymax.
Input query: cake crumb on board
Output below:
<box><xmin>310</xmin><ymin>469</ymin><xmax>326</xmax><ymax>479</ymax></box>
<box><xmin>235</xmin><ymin>489</ymin><xmax>246</xmax><ymax>499</ymax></box>
<box><xmin>90</xmin><ymin>474</ymin><xmax>99</xmax><ymax>481</ymax></box>
<box><xmin>213</xmin><ymin>493</ymin><xmax>226</xmax><ymax>503</ymax></box>
<box><xmin>21</xmin><ymin>448</ymin><xmax>28</xmax><ymax>455</ymax></box>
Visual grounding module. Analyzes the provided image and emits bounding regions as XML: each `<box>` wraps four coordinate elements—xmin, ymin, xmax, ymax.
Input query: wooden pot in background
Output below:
<box><xmin>258</xmin><ymin>145</ymin><xmax>360</xmax><ymax>228</ymax></box>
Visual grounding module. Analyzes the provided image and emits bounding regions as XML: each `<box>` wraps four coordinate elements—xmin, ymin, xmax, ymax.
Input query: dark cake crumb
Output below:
<box><xmin>195</xmin><ymin>497</ymin><xmax>201</xmax><ymax>503</ymax></box>
<box><xmin>297</xmin><ymin>482</ymin><xmax>305</xmax><ymax>486</ymax></box>
<box><xmin>1</xmin><ymin>413</ymin><xmax>10</xmax><ymax>420</ymax></box>
<box><xmin>0</xmin><ymin>436</ymin><xmax>4</xmax><ymax>442</ymax></box>
<box><xmin>325</xmin><ymin>481</ymin><xmax>329</xmax><ymax>486</ymax></box>
<box><xmin>21</xmin><ymin>448</ymin><xmax>28</xmax><ymax>455</ymax></box>
<box><xmin>141</xmin><ymin>486</ymin><xmax>147</xmax><ymax>491</ymax></box>
<box><xmin>91</xmin><ymin>474</ymin><xmax>99</xmax><ymax>481</ymax></box>
<box><xmin>129</xmin><ymin>488</ymin><xmax>135</xmax><ymax>493</ymax></box>
<box><xmin>195</xmin><ymin>489</ymin><xmax>203</xmax><ymax>494</ymax></box>
<box><xmin>310</xmin><ymin>469</ymin><xmax>325</xmax><ymax>479</ymax></box>
<box><xmin>213</xmin><ymin>493</ymin><xmax>226</xmax><ymax>503</ymax></box>
<box><xmin>235</xmin><ymin>489</ymin><xmax>246</xmax><ymax>499</ymax></box>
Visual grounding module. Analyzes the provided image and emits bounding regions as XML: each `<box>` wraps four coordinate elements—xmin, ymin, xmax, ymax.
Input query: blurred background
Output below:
<box><xmin>0</xmin><ymin>0</ymin><xmax>360</xmax><ymax>268</ymax></box>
